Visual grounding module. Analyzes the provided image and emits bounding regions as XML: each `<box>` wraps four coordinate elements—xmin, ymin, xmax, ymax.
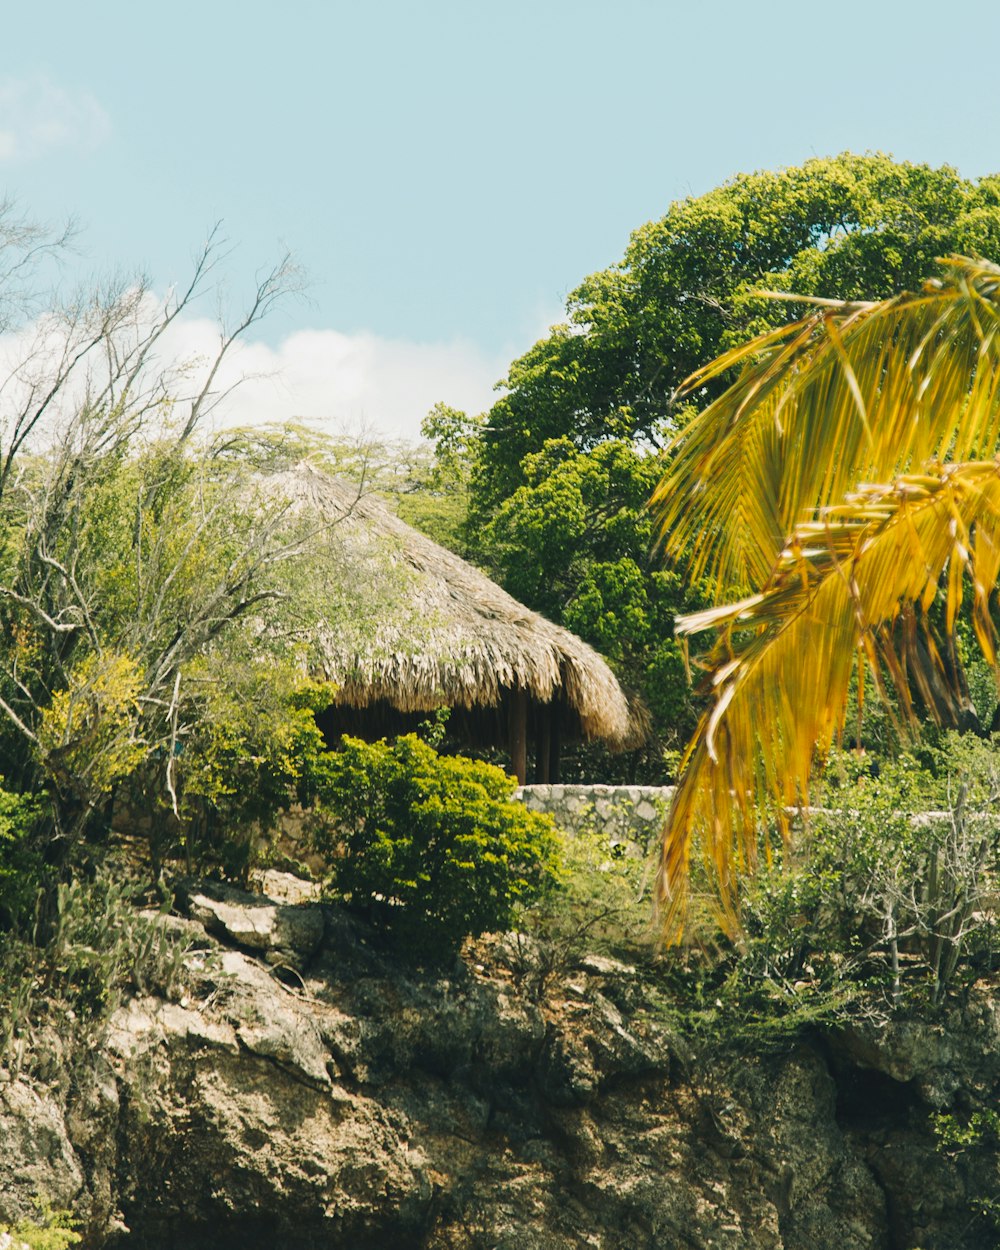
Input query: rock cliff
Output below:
<box><xmin>0</xmin><ymin>877</ymin><xmax>996</xmax><ymax>1249</ymax></box>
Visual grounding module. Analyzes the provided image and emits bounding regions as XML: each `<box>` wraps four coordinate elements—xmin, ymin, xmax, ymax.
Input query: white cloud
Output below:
<box><xmin>0</xmin><ymin>74</ymin><xmax>110</xmax><ymax>162</ymax></box>
<box><xmin>0</xmin><ymin>301</ymin><xmax>510</xmax><ymax>448</ymax></box>
<box><xmin>160</xmin><ymin>318</ymin><xmax>509</xmax><ymax>442</ymax></box>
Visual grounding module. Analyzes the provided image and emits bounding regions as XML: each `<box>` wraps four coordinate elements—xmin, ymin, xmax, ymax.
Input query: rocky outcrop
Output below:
<box><xmin>0</xmin><ymin>880</ymin><xmax>997</xmax><ymax>1249</ymax></box>
<box><xmin>175</xmin><ymin>876</ymin><xmax>324</xmax><ymax>971</ymax></box>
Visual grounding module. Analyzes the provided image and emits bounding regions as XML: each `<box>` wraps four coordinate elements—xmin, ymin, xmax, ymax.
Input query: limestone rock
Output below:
<box><xmin>176</xmin><ymin>878</ymin><xmax>324</xmax><ymax>970</ymax></box>
<box><xmin>5</xmin><ymin>878</ymin><xmax>1000</xmax><ymax>1248</ymax></box>
<box><xmin>0</xmin><ymin>1080</ymin><xmax>83</xmax><ymax>1225</ymax></box>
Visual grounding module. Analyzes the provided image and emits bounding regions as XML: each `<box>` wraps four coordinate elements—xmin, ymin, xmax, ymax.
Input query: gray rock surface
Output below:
<box><xmin>1</xmin><ymin>883</ymin><xmax>998</xmax><ymax>1248</ymax></box>
<box><xmin>0</xmin><ymin>1080</ymin><xmax>84</xmax><ymax>1222</ymax></box>
<box><xmin>176</xmin><ymin>878</ymin><xmax>325</xmax><ymax>970</ymax></box>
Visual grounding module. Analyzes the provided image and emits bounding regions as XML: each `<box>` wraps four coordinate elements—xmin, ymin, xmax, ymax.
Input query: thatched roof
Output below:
<box><xmin>269</xmin><ymin>464</ymin><xmax>645</xmax><ymax>749</ymax></box>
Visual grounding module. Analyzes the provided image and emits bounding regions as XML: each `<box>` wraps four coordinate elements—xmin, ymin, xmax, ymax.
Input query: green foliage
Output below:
<box><xmin>314</xmin><ymin>735</ymin><xmax>561</xmax><ymax>956</ymax></box>
<box><xmin>932</xmin><ymin>1108</ymin><xmax>1000</xmax><ymax>1233</ymax></box>
<box><xmin>0</xmin><ymin>784</ymin><xmax>44</xmax><ymax>929</ymax></box>
<box><xmin>3</xmin><ymin>1202</ymin><xmax>81</xmax><ymax>1250</ymax></box>
<box><xmin>164</xmin><ymin>657</ymin><xmax>335</xmax><ymax>880</ymax></box>
<box><xmin>933</xmin><ymin>1108</ymin><xmax>1000</xmax><ymax>1153</ymax></box>
<box><xmin>0</xmin><ymin>418</ymin><xmax>366</xmax><ymax>882</ymax></box>
<box><xmin>506</xmin><ymin>796</ymin><xmax>863</xmax><ymax>1048</ymax></box>
<box><xmin>485</xmin><ymin>438</ymin><xmax>664</xmax><ymax>620</ymax></box>
<box><xmin>0</xmin><ymin>231</ymin><xmax>306</xmax><ymax>883</ymax></box>
<box><xmin>477</xmin><ymin>436</ymin><xmax>703</xmax><ymax>764</ymax></box>
<box><xmin>512</xmin><ymin>813</ymin><xmax>658</xmax><ymax>986</ymax></box>
<box><xmin>475</xmin><ymin>154</ymin><xmax>1000</xmax><ymax>504</ymax></box>
<box><xmin>384</xmin><ymin>404</ymin><xmax>482</xmax><ymax>554</ymax></box>
<box><xmin>581</xmin><ymin>738</ymin><xmax>1000</xmax><ymax>1054</ymax></box>
<box><xmin>420</xmin><ymin>403</ymin><xmax>484</xmax><ymax>479</ymax></box>
<box><xmin>0</xmin><ymin>873</ymin><xmax>192</xmax><ymax>1073</ymax></box>
<box><xmin>36</xmin><ymin>652</ymin><xmax>147</xmax><ymax>805</ymax></box>
<box><xmin>719</xmin><ymin>741</ymin><xmax>1000</xmax><ymax>1011</ymax></box>
<box><xmin>460</xmin><ymin>154</ymin><xmax>1000</xmax><ymax>770</ymax></box>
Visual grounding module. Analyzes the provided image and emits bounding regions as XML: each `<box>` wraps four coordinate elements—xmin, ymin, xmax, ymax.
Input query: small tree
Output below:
<box><xmin>314</xmin><ymin>734</ymin><xmax>562</xmax><ymax>957</ymax></box>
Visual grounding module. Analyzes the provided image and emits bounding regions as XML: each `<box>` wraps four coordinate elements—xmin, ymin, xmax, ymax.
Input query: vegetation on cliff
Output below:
<box><xmin>3</xmin><ymin>157</ymin><xmax>1000</xmax><ymax>1246</ymax></box>
<box><xmin>655</xmin><ymin>256</ymin><xmax>1000</xmax><ymax>941</ymax></box>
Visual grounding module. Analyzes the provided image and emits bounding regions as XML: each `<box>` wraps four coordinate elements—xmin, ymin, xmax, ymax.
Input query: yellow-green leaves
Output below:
<box><xmin>37</xmin><ymin>653</ymin><xmax>147</xmax><ymax>800</ymax></box>
<box><xmin>650</xmin><ymin>258</ymin><xmax>1000</xmax><ymax>938</ymax></box>
<box><xmin>658</xmin><ymin>461</ymin><xmax>1000</xmax><ymax>941</ymax></box>
<box><xmin>654</xmin><ymin>258</ymin><xmax>1000</xmax><ymax>601</ymax></box>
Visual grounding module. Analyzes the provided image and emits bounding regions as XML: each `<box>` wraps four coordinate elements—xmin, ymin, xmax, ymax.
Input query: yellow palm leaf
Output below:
<box><xmin>653</xmin><ymin>257</ymin><xmax>1000</xmax><ymax>600</ymax></box>
<box><xmin>657</xmin><ymin>460</ymin><xmax>1000</xmax><ymax>942</ymax></box>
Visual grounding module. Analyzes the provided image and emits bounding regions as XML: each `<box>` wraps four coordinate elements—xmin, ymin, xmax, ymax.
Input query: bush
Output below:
<box><xmin>314</xmin><ymin>735</ymin><xmax>561</xmax><ymax>956</ymax></box>
<box><xmin>0</xmin><ymin>783</ymin><xmax>44</xmax><ymax>930</ymax></box>
<box><xmin>2</xmin><ymin>1203</ymin><xmax>81</xmax><ymax>1250</ymax></box>
<box><xmin>731</xmin><ymin>741</ymin><xmax>1000</xmax><ymax>1010</ymax></box>
<box><xmin>513</xmin><ymin>813</ymin><xmax>659</xmax><ymax>980</ymax></box>
<box><xmin>0</xmin><ymin>874</ymin><xmax>193</xmax><ymax>1073</ymax></box>
<box><xmin>159</xmin><ymin>661</ymin><xmax>334</xmax><ymax>881</ymax></box>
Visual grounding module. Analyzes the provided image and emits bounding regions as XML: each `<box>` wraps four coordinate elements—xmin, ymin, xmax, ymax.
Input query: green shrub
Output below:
<box><xmin>0</xmin><ymin>874</ymin><xmax>192</xmax><ymax>1072</ymax></box>
<box><xmin>731</xmin><ymin>742</ymin><xmax>1000</xmax><ymax>1010</ymax></box>
<box><xmin>632</xmin><ymin>740</ymin><xmax>1000</xmax><ymax>1054</ymax></box>
<box><xmin>514</xmin><ymin>812</ymin><xmax>659</xmax><ymax>979</ymax></box>
<box><xmin>314</xmin><ymin>735</ymin><xmax>561</xmax><ymax>956</ymax></box>
<box><xmin>160</xmin><ymin>661</ymin><xmax>334</xmax><ymax>881</ymax></box>
<box><xmin>3</xmin><ymin>1202</ymin><xmax>81</xmax><ymax>1250</ymax></box>
<box><xmin>0</xmin><ymin>783</ymin><xmax>44</xmax><ymax>931</ymax></box>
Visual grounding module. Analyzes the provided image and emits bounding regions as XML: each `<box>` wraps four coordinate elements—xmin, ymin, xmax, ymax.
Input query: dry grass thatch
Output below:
<box><xmin>269</xmin><ymin>463</ymin><xmax>645</xmax><ymax>748</ymax></box>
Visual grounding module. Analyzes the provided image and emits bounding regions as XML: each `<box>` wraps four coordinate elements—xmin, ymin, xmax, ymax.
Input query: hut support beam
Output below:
<box><xmin>535</xmin><ymin>710</ymin><xmax>551</xmax><ymax>784</ymax></box>
<box><xmin>508</xmin><ymin>689</ymin><xmax>528</xmax><ymax>785</ymax></box>
<box><xmin>549</xmin><ymin>706</ymin><xmax>561</xmax><ymax>783</ymax></box>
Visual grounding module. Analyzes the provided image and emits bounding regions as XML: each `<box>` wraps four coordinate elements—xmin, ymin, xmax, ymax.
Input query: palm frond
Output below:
<box><xmin>657</xmin><ymin>459</ymin><xmax>1000</xmax><ymax>942</ymax></box>
<box><xmin>653</xmin><ymin>256</ymin><xmax>1000</xmax><ymax>599</ymax></box>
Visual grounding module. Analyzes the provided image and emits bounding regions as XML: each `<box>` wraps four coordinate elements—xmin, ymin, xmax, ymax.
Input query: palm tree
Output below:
<box><xmin>651</xmin><ymin>256</ymin><xmax>1000</xmax><ymax>939</ymax></box>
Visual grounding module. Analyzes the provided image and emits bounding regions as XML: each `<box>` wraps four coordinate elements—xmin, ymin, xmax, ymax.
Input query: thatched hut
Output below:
<box><xmin>270</xmin><ymin>464</ymin><xmax>646</xmax><ymax>783</ymax></box>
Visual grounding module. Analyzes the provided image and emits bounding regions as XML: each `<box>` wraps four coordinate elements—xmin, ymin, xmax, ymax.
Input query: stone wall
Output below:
<box><xmin>515</xmin><ymin>784</ymin><xmax>674</xmax><ymax>854</ymax></box>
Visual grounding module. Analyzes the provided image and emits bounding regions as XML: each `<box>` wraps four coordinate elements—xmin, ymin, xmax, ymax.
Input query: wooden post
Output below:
<box><xmin>508</xmin><ymin>688</ymin><xmax>527</xmax><ymax>784</ymax></box>
<box><xmin>549</xmin><ymin>703</ymin><xmax>561</xmax><ymax>783</ymax></box>
<box><xmin>535</xmin><ymin>708</ymin><xmax>551</xmax><ymax>783</ymax></box>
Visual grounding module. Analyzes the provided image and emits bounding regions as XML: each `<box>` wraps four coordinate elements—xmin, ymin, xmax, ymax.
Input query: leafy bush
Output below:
<box><xmin>1</xmin><ymin>1202</ymin><xmax>81</xmax><ymax>1250</ymax></box>
<box><xmin>622</xmin><ymin>738</ymin><xmax>1000</xmax><ymax>1054</ymax></box>
<box><xmin>931</xmin><ymin>1107</ymin><xmax>1000</xmax><ymax>1234</ymax></box>
<box><xmin>512</xmin><ymin>811</ymin><xmax>659</xmax><ymax>985</ymax></box>
<box><xmin>730</xmin><ymin>740</ymin><xmax>1000</xmax><ymax>1010</ymax></box>
<box><xmin>314</xmin><ymin>735</ymin><xmax>561</xmax><ymax>956</ymax></box>
<box><xmin>0</xmin><ymin>874</ymin><xmax>193</xmax><ymax>1073</ymax></box>
<box><xmin>0</xmin><ymin>784</ymin><xmax>44</xmax><ymax>930</ymax></box>
<box><xmin>36</xmin><ymin>653</ymin><xmax>147</xmax><ymax>811</ymax></box>
<box><xmin>158</xmin><ymin>659</ymin><xmax>334</xmax><ymax>881</ymax></box>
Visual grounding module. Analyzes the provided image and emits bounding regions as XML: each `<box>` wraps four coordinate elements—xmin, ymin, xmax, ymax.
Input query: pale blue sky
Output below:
<box><xmin>2</xmin><ymin>0</ymin><xmax>1000</xmax><ymax>436</ymax></box>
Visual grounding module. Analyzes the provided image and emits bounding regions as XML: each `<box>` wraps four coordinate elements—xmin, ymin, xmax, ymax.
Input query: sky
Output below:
<box><xmin>2</xmin><ymin>0</ymin><xmax>1000</xmax><ymax>439</ymax></box>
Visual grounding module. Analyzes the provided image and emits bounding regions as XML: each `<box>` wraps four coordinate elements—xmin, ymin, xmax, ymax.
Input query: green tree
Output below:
<box><xmin>460</xmin><ymin>155</ymin><xmax>1000</xmax><ymax>767</ymax></box>
<box><xmin>474</xmin><ymin>154</ymin><xmax>1000</xmax><ymax>506</ymax></box>
<box><xmin>0</xmin><ymin>223</ymin><xmax>346</xmax><ymax>880</ymax></box>
<box><xmin>392</xmin><ymin>403</ymin><xmax>482</xmax><ymax>554</ymax></box>
<box><xmin>483</xmin><ymin>437</ymin><xmax>698</xmax><ymax>755</ymax></box>
<box><xmin>167</xmin><ymin>656</ymin><xmax>333</xmax><ymax>879</ymax></box>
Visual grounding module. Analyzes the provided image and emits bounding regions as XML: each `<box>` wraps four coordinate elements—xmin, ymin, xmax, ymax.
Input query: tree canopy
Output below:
<box><xmin>458</xmin><ymin>153</ymin><xmax>1000</xmax><ymax>772</ymax></box>
<box><xmin>474</xmin><ymin>153</ymin><xmax>1000</xmax><ymax>505</ymax></box>
<box><xmin>0</xmin><ymin>215</ymin><xmax>364</xmax><ymax>900</ymax></box>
